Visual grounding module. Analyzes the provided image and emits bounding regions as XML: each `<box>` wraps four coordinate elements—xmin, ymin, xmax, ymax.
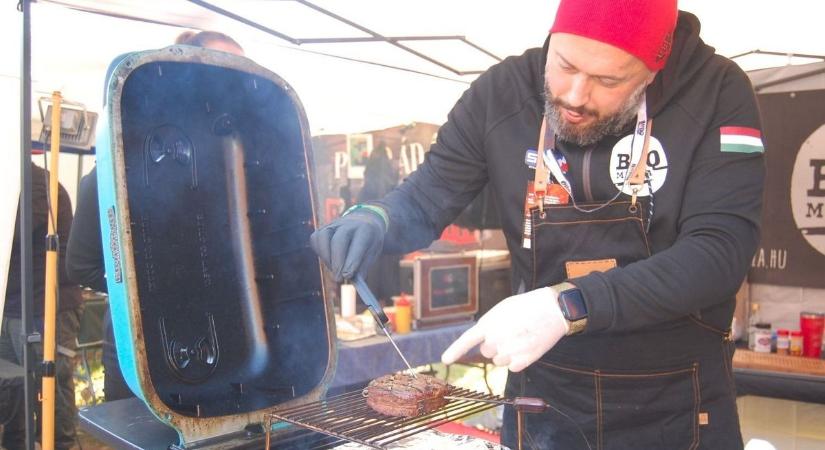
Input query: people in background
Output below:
<box><xmin>356</xmin><ymin>143</ymin><xmax>400</xmax><ymax>304</ymax></box>
<box><xmin>2</xmin><ymin>162</ymin><xmax>83</xmax><ymax>450</ymax></box>
<box><xmin>310</xmin><ymin>1</ymin><xmax>765</xmax><ymax>448</ymax></box>
<box><xmin>66</xmin><ymin>30</ymin><xmax>245</xmax><ymax>401</ymax></box>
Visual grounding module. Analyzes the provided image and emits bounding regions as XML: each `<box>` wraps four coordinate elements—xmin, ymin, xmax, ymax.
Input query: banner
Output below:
<box><xmin>749</xmin><ymin>89</ymin><xmax>825</xmax><ymax>287</ymax></box>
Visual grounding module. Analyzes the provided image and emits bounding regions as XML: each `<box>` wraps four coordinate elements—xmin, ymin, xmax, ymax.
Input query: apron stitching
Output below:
<box><xmin>687</xmin><ymin>315</ymin><xmax>732</xmax><ymax>339</ymax></box>
<box><xmin>536</xmin><ymin>360</ymin><xmax>697</xmax><ymax>377</ymax></box>
<box><xmin>533</xmin><ymin>217</ymin><xmax>644</xmax><ymax>228</ymax></box>
<box><xmin>721</xmin><ymin>341</ymin><xmax>736</xmax><ymax>394</ymax></box>
<box><xmin>534</xmin><ymin>200</ymin><xmax>639</xmax><ymax>210</ymax></box>
<box><xmin>634</xmin><ymin>217</ymin><xmax>652</xmax><ymax>256</ymax></box>
<box><xmin>690</xmin><ymin>363</ymin><xmax>700</xmax><ymax>450</ymax></box>
<box><xmin>595</xmin><ymin>370</ymin><xmax>603</xmax><ymax>450</ymax></box>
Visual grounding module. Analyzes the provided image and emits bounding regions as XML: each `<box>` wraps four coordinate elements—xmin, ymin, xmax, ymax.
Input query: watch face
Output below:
<box><xmin>560</xmin><ymin>289</ymin><xmax>587</xmax><ymax>321</ymax></box>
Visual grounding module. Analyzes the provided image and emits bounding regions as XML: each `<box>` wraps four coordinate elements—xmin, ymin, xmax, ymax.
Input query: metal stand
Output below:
<box><xmin>17</xmin><ymin>1</ymin><xmax>38</xmax><ymax>449</ymax></box>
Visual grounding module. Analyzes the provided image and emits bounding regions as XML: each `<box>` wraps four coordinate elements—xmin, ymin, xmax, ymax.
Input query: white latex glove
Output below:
<box><xmin>441</xmin><ymin>287</ymin><xmax>569</xmax><ymax>372</ymax></box>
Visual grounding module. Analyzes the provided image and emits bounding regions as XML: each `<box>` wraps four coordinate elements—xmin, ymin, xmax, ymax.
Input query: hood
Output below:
<box><xmin>646</xmin><ymin>11</ymin><xmax>717</xmax><ymax>115</ymax></box>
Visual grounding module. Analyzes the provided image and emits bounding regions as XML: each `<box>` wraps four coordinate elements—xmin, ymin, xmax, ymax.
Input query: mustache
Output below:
<box><xmin>549</xmin><ymin>96</ymin><xmax>598</xmax><ymax>118</ymax></box>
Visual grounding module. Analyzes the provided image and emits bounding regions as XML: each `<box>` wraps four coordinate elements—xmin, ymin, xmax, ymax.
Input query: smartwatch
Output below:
<box><xmin>554</xmin><ymin>282</ymin><xmax>588</xmax><ymax>335</ymax></box>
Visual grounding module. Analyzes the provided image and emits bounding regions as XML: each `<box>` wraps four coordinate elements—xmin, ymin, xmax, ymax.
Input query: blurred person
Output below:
<box><xmin>2</xmin><ymin>162</ymin><xmax>83</xmax><ymax>450</ymax></box>
<box><xmin>356</xmin><ymin>143</ymin><xmax>400</xmax><ymax>304</ymax></box>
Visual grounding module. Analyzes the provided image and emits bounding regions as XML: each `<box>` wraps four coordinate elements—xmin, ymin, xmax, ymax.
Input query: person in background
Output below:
<box><xmin>356</xmin><ymin>143</ymin><xmax>400</xmax><ymax>304</ymax></box>
<box><xmin>2</xmin><ymin>162</ymin><xmax>84</xmax><ymax>450</ymax></box>
<box><xmin>310</xmin><ymin>1</ymin><xmax>765</xmax><ymax>448</ymax></box>
<box><xmin>66</xmin><ymin>30</ymin><xmax>244</xmax><ymax>401</ymax></box>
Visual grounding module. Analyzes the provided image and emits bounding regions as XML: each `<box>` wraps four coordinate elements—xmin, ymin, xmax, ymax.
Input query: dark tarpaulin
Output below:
<box><xmin>748</xmin><ymin>87</ymin><xmax>825</xmax><ymax>288</ymax></box>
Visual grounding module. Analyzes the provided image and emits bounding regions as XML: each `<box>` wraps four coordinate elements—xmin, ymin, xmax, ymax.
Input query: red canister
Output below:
<box><xmin>800</xmin><ymin>312</ymin><xmax>825</xmax><ymax>358</ymax></box>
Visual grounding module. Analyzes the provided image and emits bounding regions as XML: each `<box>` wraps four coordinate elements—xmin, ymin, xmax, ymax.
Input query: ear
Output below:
<box><xmin>645</xmin><ymin>70</ymin><xmax>659</xmax><ymax>85</ymax></box>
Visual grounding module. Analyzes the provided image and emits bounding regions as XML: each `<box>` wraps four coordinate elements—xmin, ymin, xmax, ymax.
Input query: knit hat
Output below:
<box><xmin>550</xmin><ymin>0</ymin><xmax>678</xmax><ymax>71</ymax></box>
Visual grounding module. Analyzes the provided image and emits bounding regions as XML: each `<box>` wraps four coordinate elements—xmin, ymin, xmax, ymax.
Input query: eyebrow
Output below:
<box><xmin>556</xmin><ymin>51</ymin><xmax>627</xmax><ymax>83</ymax></box>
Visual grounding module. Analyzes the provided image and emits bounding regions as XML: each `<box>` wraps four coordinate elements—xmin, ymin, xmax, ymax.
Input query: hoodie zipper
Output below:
<box><xmin>582</xmin><ymin>145</ymin><xmax>595</xmax><ymax>202</ymax></box>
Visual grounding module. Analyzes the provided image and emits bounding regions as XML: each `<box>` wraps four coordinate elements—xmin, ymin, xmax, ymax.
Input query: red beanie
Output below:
<box><xmin>550</xmin><ymin>0</ymin><xmax>678</xmax><ymax>71</ymax></box>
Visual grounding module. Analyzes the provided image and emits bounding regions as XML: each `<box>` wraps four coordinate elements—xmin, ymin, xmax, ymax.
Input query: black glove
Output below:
<box><xmin>310</xmin><ymin>206</ymin><xmax>388</xmax><ymax>282</ymax></box>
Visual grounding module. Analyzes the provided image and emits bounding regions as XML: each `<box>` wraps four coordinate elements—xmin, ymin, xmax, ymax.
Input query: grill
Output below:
<box><xmin>264</xmin><ymin>386</ymin><xmax>505</xmax><ymax>449</ymax></box>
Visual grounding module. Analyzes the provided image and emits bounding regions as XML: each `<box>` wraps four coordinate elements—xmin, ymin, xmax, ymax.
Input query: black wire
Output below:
<box><xmin>645</xmin><ymin>178</ymin><xmax>655</xmax><ymax>233</ymax></box>
<box><xmin>523</xmin><ymin>403</ymin><xmax>594</xmax><ymax>450</ymax></box>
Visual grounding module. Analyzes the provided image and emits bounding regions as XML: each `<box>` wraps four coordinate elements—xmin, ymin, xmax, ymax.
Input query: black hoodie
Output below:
<box><xmin>375</xmin><ymin>11</ymin><xmax>764</xmax><ymax>334</ymax></box>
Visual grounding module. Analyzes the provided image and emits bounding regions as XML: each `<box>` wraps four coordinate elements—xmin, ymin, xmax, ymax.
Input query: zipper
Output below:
<box><xmin>582</xmin><ymin>145</ymin><xmax>595</xmax><ymax>202</ymax></box>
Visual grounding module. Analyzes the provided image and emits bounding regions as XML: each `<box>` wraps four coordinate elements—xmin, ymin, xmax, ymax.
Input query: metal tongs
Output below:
<box><xmin>352</xmin><ymin>274</ymin><xmax>417</xmax><ymax>378</ymax></box>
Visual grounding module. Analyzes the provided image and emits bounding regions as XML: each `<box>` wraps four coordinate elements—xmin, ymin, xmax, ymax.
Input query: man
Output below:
<box><xmin>2</xmin><ymin>162</ymin><xmax>84</xmax><ymax>450</ymax></box>
<box><xmin>311</xmin><ymin>0</ymin><xmax>764</xmax><ymax>448</ymax></box>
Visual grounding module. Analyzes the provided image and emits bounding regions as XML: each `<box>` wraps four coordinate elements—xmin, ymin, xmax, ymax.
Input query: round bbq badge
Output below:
<box><xmin>609</xmin><ymin>134</ymin><xmax>668</xmax><ymax>196</ymax></box>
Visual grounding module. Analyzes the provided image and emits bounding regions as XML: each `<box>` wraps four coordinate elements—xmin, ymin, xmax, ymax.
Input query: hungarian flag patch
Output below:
<box><xmin>720</xmin><ymin>126</ymin><xmax>764</xmax><ymax>153</ymax></box>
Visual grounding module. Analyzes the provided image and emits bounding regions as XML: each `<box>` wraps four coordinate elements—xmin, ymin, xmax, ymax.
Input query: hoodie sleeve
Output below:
<box><xmin>574</xmin><ymin>63</ymin><xmax>765</xmax><ymax>333</ymax></box>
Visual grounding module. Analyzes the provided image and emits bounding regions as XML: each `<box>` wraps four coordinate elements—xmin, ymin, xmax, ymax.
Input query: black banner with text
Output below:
<box><xmin>749</xmin><ymin>89</ymin><xmax>825</xmax><ymax>287</ymax></box>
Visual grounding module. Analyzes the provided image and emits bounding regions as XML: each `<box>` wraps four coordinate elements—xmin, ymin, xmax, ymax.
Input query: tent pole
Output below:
<box><xmin>19</xmin><ymin>1</ymin><xmax>38</xmax><ymax>449</ymax></box>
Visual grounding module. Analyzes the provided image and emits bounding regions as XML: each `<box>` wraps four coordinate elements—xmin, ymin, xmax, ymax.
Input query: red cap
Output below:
<box><xmin>550</xmin><ymin>0</ymin><xmax>678</xmax><ymax>71</ymax></box>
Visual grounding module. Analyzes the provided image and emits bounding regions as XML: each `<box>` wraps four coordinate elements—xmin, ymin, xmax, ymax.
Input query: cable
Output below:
<box><xmin>523</xmin><ymin>403</ymin><xmax>594</xmax><ymax>450</ymax></box>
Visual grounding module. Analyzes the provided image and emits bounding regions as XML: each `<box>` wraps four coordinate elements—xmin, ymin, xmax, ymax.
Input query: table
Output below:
<box><xmin>79</xmin><ymin>322</ymin><xmax>476</xmax><ymax>449</ymax></box>
<box><xmin>733</xmin><ymin>348</ymin><xmax>825</xmax><ymax>404</ymax></box>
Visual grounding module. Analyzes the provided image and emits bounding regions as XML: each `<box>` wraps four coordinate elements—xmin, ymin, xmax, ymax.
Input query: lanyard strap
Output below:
<box><xmin>535</xmin><ymin>93</ymin><xmax>650</xmax><ymax>202</ymax></box>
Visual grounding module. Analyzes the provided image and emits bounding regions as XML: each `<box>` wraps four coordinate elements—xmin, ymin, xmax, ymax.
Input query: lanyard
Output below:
<box><xmin>534</xmin><ymin>93</ymin><xmax>650</xmax><ymax>211</ymax></box>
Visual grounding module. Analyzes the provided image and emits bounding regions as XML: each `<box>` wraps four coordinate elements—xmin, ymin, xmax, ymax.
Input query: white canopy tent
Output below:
<box><xmin>2</xmin><ymin>0</ymin><xmax>825</xmax><ymax>321</ymax></box>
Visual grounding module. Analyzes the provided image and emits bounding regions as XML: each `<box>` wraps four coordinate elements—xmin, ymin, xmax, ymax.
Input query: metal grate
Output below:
<box><xmin>264</xmin><ymin>386</ymin><xmax>503</xmax><ymax>449</ymax></box>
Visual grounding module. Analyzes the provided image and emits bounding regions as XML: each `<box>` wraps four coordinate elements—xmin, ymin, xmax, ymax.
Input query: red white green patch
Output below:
<box><xmin>720</xmin><ymin>126</ymin><xmax>764</xmax><ymax>153</ymax></box>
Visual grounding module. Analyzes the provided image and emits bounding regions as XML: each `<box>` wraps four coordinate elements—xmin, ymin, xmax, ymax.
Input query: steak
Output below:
<box><xmin>363</xmin><ymin>373</ymin><xmax>449</xmax><ymax>417</ymax></box>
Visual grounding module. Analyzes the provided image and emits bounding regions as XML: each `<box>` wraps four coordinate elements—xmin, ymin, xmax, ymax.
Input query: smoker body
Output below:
<box><xmin>95</xmin><ymin>46</ymin><xmax>335</xmax><ymax>446</ymax></box>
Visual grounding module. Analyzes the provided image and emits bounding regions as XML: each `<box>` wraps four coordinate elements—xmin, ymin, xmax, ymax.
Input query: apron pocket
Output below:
<box><xmin>530</xmin><ymin>200</ymin><xmax>651</xmax><ymax>288</ymax></box>
<box><xmin>503</xmin><ymin>362</ymin><xmax>599</xmax><ymax>450</ymax></box>
<box><xmin>597</xmin><ymin>364</ymin><xmax>700</xmax><ymax>450</ymax></box>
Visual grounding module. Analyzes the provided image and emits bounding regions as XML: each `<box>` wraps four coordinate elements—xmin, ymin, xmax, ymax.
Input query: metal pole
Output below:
<box><xmin>19</xmin><ymin>1</ymin><xmax>38</xmax><ymax>449</ymax></box>
<box><xmin>41</xmin><ymin>91</ymin><xmax>63</xmax><ymax>450</ymax></box>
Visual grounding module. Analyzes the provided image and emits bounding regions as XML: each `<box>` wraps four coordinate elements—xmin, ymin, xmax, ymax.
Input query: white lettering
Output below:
<box><xmin>752</xmin><ymin>248</ymin><xmax>788</xmax><ymax>270</ymax></box>
<box><xmin>334</xmin><ymin>152</ymin><xmax>350</xmax><ymax>179</ymax></box>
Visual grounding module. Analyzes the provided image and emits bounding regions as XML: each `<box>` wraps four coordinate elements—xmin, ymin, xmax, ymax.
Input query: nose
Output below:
<box><xmin>564</xmin><ymin>75</ymin><xmax>591</xmax><ymax>108</ymax></box>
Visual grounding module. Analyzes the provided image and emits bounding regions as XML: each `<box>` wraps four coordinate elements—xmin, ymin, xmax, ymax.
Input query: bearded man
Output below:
<box><xmin>312</xmin><ymin>1</ymin><xmax>764</xmax><ymax>448</ymax></box>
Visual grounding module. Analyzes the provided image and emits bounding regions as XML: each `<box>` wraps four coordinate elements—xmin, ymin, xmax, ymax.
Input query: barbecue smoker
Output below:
<box><xmin>97</xmin><ymin>46</ymin><xmax>336</xmax><ymax>447</ymax></box>
<box><xmin>97</xmin><ymin>46</ymin><xmax>544</xmax><ymax>450</ymax></box>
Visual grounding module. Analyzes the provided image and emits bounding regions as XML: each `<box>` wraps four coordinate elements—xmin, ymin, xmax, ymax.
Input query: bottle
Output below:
<box><xmin>776</xmin><ymin>329</ymin><xmax>790</xmax><ymax>355</ymax></box>
<box><xmin>753</xmin><ymin>323</ymin><xmax>772</xmax><ymax>353</ymax></box>
<box><xmin>748</xmin><ymin>303</ymin><xmax>761</xmax><ymax>350</ymax></box>
<box><xmin>395</xmin><ymin>293</ymin><xmax>412</xmax><ymax>334</ymax></box>
<box><xmin>790</xmin><ymin>330</ymin><xmax>804</xmax><ymax>356</ymax></box>
<box><xmin>341</xmin><ymin>283</ymin><xmax>356</xmax><ymax>318</ymax></box>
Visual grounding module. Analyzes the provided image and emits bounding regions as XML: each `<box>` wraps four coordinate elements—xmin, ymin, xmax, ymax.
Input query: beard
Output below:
<box><xmin>544</xmin><ymin>81</ymin><xmax>647</xmax><ymax>146</ymax></box>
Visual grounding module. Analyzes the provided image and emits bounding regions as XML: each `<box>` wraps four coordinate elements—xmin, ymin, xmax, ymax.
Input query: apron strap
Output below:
<box><xmin>629</xmin><ymin>119</ymin><xmax>653</xmax><ymax>206</ymax></box>
<box><xmin>534</xmin><ymin>119</ymin><xmax>550</xmax><ymax>213</ymax></box>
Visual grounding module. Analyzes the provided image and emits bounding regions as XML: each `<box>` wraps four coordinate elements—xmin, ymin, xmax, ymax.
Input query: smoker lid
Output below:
<box><xmin>96</xmin><ymin>45</ymin><xmax>336</xmax><ymax>446</ymax></box>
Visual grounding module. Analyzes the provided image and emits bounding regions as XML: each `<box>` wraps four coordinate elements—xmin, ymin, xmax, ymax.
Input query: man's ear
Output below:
<box><xmin>646</xmin><ymin>70</ymin><xmax>659</xmax><ymax>85</ymax></box>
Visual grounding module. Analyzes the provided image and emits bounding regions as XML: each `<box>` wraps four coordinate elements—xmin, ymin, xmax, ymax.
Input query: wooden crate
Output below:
<box><xmin>733</xmin><ymin>349</ymin><xmax>825</xmax><ymax>377</ymax></box>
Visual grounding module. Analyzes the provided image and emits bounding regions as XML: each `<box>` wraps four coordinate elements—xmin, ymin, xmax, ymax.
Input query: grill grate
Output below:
<box><xmin>264</xmin><ymin>386</ymin><xmax>503</xmax><ymax>449</ymax></box>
